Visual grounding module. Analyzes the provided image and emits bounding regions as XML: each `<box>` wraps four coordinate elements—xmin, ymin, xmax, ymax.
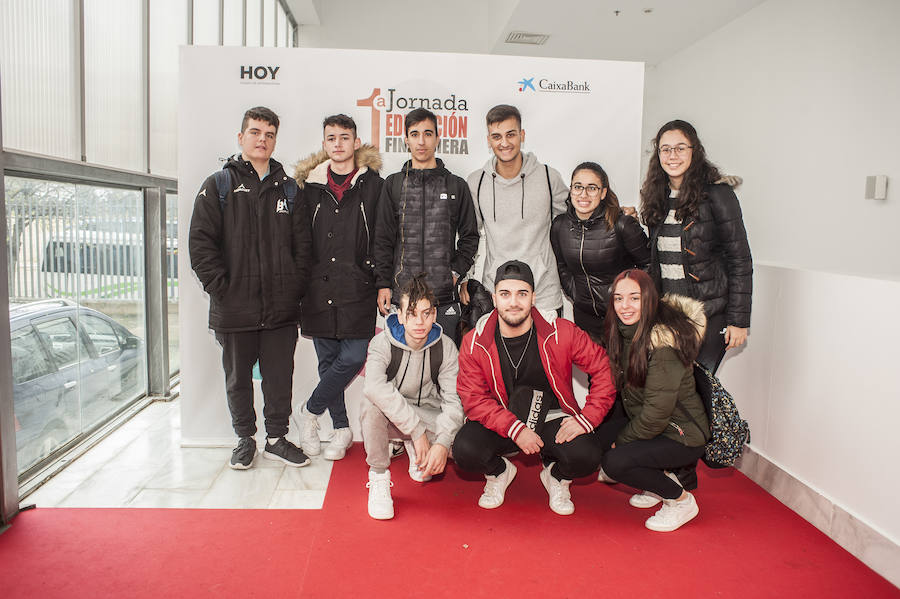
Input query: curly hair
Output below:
<box><xmin>399</xmin><ymin>272</ymin><xmax>436</xmax><ymax>316</ymax></box>
<box><xmin>603</xmin><ymin>269</ymin><xmax>703</xmax><ymax>389</ymax></box>
<box><xmin>639</xmin><ymin>120</ymin><xmax>721</xmax><ymax>228</ymax></box>
<box><xmin>571</xmin><ymin>161</ymin><xmax>620</xmax><ymax>231</ymax></box>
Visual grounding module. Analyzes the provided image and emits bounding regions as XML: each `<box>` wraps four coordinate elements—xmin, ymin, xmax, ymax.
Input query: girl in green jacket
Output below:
<box><xmin>597</xmin><ymin>268</ymin><xmax>710</xmax><ymax>532</ymax></box>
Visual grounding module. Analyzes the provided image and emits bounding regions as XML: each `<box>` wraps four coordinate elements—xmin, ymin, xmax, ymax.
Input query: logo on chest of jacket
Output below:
<box><xmin>233</xmin><ymin>184</ymin><xmax>251</xmax><ymax>193</ymax></box>
<box><xmin>275</xmin><ymin>198</ymin><xmax>290</xmax><ymax>214</ymax></box>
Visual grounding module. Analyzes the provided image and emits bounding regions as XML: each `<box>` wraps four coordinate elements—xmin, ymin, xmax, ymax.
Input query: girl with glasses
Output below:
<box><xmin>640</xmin><ymin>120</ymin><xmax>752</xmax><ymax>375</ymax></box>
<box><xmin>550</xmin><ymin>162</ymin><xmax>650</xmax><ymax>344</ymax></box>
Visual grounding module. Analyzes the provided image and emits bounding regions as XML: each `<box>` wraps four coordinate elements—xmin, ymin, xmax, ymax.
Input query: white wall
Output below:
<box><xmin>643</xmin><ymin>0</ymin><xmax>900</xmax><ymax>545</ymax></box>
<box><xmin>643</xmin><ymin>0</ymin><xmax>900</xmax><ymax>280</ymax></box>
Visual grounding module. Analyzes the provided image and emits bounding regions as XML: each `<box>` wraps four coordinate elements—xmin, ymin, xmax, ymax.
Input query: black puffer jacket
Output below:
<box><xmin>374</xmin><ymin>159</ymin><xmax>478</xmax><ymax>305</ymax></box>
<box><xmin>648</xmin><ymin>183</ymin><xmax>752</xmax><ymax>327</ymax></box>
<box><xmin>550</xmin><ymin>201</ymin><xmax>650</xmax><ymax>328</ymax></box>
<box><xmin>294</xmin><ymin>145</ymin><xmax>384</xmax><ymax>339</ymax></box>
<box><xmin>189</xmin><ymin>155</ymin><xmax>311</xmax><ymax>332</ymax></box>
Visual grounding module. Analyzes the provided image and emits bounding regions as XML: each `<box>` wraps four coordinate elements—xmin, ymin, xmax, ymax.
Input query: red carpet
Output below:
<box><xmin>1</xmin><ymin>445</ymin><xmax>897</xmax><ymax>598</ymax></box>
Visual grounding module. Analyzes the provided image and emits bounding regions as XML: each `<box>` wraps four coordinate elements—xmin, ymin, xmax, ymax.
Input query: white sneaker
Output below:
<box><xmin>323</xmin><ymin>427</ymin><xmax>353</xmax><ymax>460</ymax></box>
<box><xmin>403</xmin><ymin>440</ymin><xmax>432</xmax><ymax>482</ymax></box>
<box><xmin>366</xmin><ymin>470</ymin><xmax>394</xmax><ymax>520</ymax></box>
<box><xmin>540</xmin><ymin>463</ymin><xmax>575</xmax><ymax>515</ymax></box>
<box><xmin>298</xmin><ymin>405</ymin><xmax>321</xmax><ymax>456</ymax></box>
<box><xmin>629</xmin><ymin>491</ymin><xmax>664</xmax><ymax>508</ymax></box>
<box><xmin>478</xmin><ymin>457</ymin><xmax>517</xmax><ymax>509</ymax></box>
<box><xmin>645</xmin><ymin>492</ymin><xmax>699</xmax><ymax>532</ymax></box>
<box><xmin>597</xmin><ymin>467</ymin><xmax>617</xmax><ymax>484</ymax></box>
<box><xmin>629</xmin><ymin>470</ymin><xmax>681</xmax><ymax>508</ymax></box>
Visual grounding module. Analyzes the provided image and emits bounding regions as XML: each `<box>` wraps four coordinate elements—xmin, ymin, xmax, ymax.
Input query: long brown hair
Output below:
<box><xmin>571</xmin><ymin>161</ymin><xmax>620</xmax><ymax>231</ymax></box>
<box><xmin>603</xmin><ymin>269</ymin><xmax>703</xmax><ymax>389</ymax></box>
<box><xmin>639</xmin><ymin>120</ymin><xmax>722</xmax><ymax>228</ymax></box>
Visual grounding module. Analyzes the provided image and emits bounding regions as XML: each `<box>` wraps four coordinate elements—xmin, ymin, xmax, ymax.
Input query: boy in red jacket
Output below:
<box><xmin>453</xmin><ymin>260</ymin><xmax>616</xmax><ymax>515</ymax></box>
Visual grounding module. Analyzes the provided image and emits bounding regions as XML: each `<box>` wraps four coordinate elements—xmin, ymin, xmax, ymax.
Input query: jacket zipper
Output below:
<box><xmin>312</xmin><ymin>203</ymin><xmax>321</xmax><ymax>227</ymax></box>
<box><xmin>578</xmin><ymin>224</ymin><xmax>599</xmax><ymax>316</ymax></box>
<box><xmin>360</xmin><ymin>202</ymin><xmax>370</xmax><ymax>248</ymax></box>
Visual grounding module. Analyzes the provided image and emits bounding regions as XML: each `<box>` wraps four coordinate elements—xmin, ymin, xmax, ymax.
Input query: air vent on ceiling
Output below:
<box><xmin>505</xmin><ymin>31</ymin><xmax>550</xmax><ymax>45</ymax></box>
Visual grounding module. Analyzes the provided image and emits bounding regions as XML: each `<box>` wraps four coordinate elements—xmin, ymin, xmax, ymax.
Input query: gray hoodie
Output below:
<box><xmin>466</xmin><ymin>152</ymin><xmax>569</xmax><ymax>310</ymax></box>
<box><xmin>363</xmin><ymin>315</ymin><xmax>463</xmax><ymax>448</ymax></box>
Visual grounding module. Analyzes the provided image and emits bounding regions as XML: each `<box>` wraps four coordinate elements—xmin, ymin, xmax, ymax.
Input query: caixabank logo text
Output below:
<box><xmin>356</xmin><ymin>87</ymin><xmax>470</xmax><ymax>155</ymax></box>
<box><xmin>517</xmin><ymin>76</ymin><xmax>591</xmax><ymax>94</ymax></box>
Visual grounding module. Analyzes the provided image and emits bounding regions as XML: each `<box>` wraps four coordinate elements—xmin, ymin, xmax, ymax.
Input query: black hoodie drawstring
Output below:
<box><xmin>520</xmin><ymin>173</ymin><xmax>525</xmax><ymax>218</ymax></box>
<box><xmin>491</xmin><ymin>173</ymin><xmax>497</xmax><ymax>221</ymax></box>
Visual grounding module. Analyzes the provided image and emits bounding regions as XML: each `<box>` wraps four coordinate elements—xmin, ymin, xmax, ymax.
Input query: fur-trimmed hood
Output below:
<box><xmin>293</xmin><ymin>144</ymin><xmax>382</xmax><ymax>189</ymax></box>
<box><xmin>650</xmin><ymin>294</ymin><xmax>707</xmax><ymax>349</ymax></box>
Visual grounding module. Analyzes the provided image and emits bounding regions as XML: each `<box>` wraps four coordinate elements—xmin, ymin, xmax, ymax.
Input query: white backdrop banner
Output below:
<box><xmin>178</xmin><ymin>46</ymin><xmax>644</xmax><ymax>445</ymax></box>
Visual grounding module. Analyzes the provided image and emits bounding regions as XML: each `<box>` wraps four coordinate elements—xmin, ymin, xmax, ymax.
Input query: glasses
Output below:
<box><xmin>658</xmin><ymin>144</ymin><xmax>693</xmax><ymax>157</ymax></box>
<box><xmin>571</xmin><ymin>184</ymin><xmax>603</xmax><ymax>197</ymax></box>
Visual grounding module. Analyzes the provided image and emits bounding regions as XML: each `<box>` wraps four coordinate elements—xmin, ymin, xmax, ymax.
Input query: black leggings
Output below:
<box><xmin>453</xmin><ymin>418</ymin><xmax>602</xmax><ymax>481</ymax></box>
<box><xmin>601</xmin><ymin>437</ymin><xmax>705</xmax><ymax>500</ymax></box>
<box><xmin>595</xmin><ymin>399</ymin><xmax>704</xmax><ymax>498</ymax></box>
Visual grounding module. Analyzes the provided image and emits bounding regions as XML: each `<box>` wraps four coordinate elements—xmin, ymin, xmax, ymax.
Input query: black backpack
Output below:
<box><xmin>385</xmin><ymin>341</ymin><xmax>443</xmax><ymax>393</ymax></box>
<box><xmin>213</xmin><ymin>168</ymin><xmax>298</xmax><ymax>213</ymax></box>
<box><xmin>690</xmin><ymin>363</ymin><xmax>751</xmax><ymax>468</ymax></box>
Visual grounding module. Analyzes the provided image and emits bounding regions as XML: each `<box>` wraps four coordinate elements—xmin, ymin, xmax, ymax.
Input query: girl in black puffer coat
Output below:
<box><xmin>640</xmin><ymin>120</ymin><xmax>752</xmax><ymax>374</ymax></box>
<box><xmin>550</xmin><ymin>162</ymin><xmax>650</xmax><ymax>343</ymax></box>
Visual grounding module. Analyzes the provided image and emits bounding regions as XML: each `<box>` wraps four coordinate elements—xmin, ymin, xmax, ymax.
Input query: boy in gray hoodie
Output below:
<box><xmin>463</xmin><ymin>104</ymin><xmax>569</xmax><ymax>313</ymax></box>
<box><xmin>361</xmin><ymin>274</ymin><xmax>464</xmax><ymax>520</ymax></box>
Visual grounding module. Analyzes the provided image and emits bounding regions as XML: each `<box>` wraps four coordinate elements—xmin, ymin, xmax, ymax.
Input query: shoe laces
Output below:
<box><xmin>482</xmin><ymin>474</ymin><xmax>507</xmax><ymax>500</ymax></box>
<box><xmin>548</xmin><ymin>477</ymin><xmax>572</xmax><ymax>504</ymax></box>
<box><xmin>366</xmin><ymin>478</ymin><xmax>393</xmax><ymax>498</ymax></box>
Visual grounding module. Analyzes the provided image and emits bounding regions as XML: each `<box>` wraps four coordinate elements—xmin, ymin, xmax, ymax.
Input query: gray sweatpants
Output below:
<box><xmin>361</xmin><ymin>400</ymin><xmax>443</xmax><ymax>472</ymax></box>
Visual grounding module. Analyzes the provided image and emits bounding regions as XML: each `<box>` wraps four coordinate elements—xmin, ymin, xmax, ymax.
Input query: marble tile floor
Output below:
<box><xmin>22</xmin><ymin>398</ymin><xmax>334</xmax><ymax>509</ymax></box>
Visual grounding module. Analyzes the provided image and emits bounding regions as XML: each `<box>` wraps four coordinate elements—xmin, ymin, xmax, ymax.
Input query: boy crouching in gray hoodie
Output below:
<box><xmin>362</xmin><ymin>273</ymin><xmax>464</xmax><ymax>520</ymax></box>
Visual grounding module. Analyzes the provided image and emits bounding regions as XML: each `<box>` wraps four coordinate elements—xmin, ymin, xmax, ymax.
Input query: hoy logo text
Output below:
<box><xmin>240</xmin><ymin>66</ymin><xmax>280</xmax><ymax>81</ymax></box>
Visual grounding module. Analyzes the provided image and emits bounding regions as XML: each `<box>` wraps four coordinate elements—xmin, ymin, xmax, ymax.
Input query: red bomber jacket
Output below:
<box><xmin>457</xmin><ymin>307</ymin><xmax>616</xmax><ymax>441</ymax></box>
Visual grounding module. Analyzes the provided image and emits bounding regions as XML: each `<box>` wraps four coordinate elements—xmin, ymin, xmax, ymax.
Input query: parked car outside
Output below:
<box><xmin>9</xmin><ymin>299</ymin><xmax>145</xmax><ymax>475</ymax></box>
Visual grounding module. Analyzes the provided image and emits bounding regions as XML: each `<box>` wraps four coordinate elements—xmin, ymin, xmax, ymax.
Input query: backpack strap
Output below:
<box><xmin>385</xmin><ymin>343</ymin><xmax>404</xmax><ymax>382</ymax></box>
<box><xmin>282</xmin><ymin>177</ymin><xmax>298</xmax><ymax>213</ymax></box>
<box><xmin>213</xmin><ymin>169</ymin><xmax>233</xmax><ymax>213</ymax></box>
<box><xmin>429</xmin><ymin>338</ymin><xmax>443</xmax><ymax>388</ymax></box>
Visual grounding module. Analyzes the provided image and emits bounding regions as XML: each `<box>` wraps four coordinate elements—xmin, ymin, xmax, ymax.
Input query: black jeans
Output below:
<box><xmin>215</xmin><ymin>325</ymin><xmax>298</xmax><ymax>438</ymax></box>
<box><xmin>452</xmin><ymin>418</ymin><xmax>602</xmax><ymax>481</ymax></box>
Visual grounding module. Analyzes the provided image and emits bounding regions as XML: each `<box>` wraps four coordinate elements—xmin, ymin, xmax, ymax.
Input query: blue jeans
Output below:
<box><xmin>306</xmin><ymin>337</ymin><xmax>370</xmax><ymax>429</ymax></box>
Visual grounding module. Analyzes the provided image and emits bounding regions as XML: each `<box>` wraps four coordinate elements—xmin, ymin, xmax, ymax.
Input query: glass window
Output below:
<box><xmin>10</xmin><ymin>327</ymin><xmax>53</xmax><ymax>385</ymax></box>
<box><xmin>166</xmin><ymin>192</ymin><xmax>180</xmax><ymax>375</ymax></box>
<box><xmin>246</xmin><ymin>0</ymin><xmax>262</xmax><ymax>47</ymax></box>
<box><xmin>0</xmin><ymin>0</ymin><xmax>80</xmax><ymax>159</ymax></box>
<box><xmin>6</xmin><ymin>175</ymin><xmax>149</xmax><ymax>477</ymax></box>
<box><xmin>35</xmin><ymin>317</ymin><xmax>89</xmax><ymax>371</ymax></box>
<box><xmin>84</xmin><ymin>0</ymin><xmax>145</xmax><ymax>171</ymax></box>
<box><xmin>264</xmin><ymin>0</ymin><xmax>276</xmax><ymax>47</ymax></box>
<box><xmin>81</xmin><ymin>314</ymin><xmax>120</xmax><ymax>356</ymax></box>
<box><xmin>193</xmin><ymin>0</ymin><xmax>220</xmax><ymax>45</ymax></box>
<box><xmin>224</xmin><ymin>0</ymin><xmax>243</xmax><ymax>46</ymax></box>
<box><xmin>150</xmin><ymin>0</ymin><xmax>188</xmax><ymax>177</ymax></box>
<box><xmin>275</xmin><ymin>2</ymin><xmax>285</xmax><ymax>47</ymax></box>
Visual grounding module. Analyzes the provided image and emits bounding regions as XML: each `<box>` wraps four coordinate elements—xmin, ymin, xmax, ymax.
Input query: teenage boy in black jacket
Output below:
<box><xmin>189</xmin><ymin>106</ymin><xmax>311</xmax><ymax>470</ymax></box>
<box><xmin>293</xmin><ymin>114</ymin><xmax>384</xmax><ymax>461</ymax></box>
<box><xmin>374</xmin><ymin>108</ymin><xmax>478</xmax><ymax>344</ymax></box>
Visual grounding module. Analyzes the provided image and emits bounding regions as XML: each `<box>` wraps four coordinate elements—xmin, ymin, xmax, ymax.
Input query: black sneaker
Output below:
<box><xmin>230</xmin><ymin>436</ymin><xmax>256</xmax><ymax>470</ymax></box>
<box><xmin>263</xmin><ymin>437</ymin><xmax>311</xmax><ymax>467</ymax></box>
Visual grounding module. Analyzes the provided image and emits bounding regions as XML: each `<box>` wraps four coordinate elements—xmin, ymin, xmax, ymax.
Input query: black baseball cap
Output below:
<box><xmin>494</xmin><ymin>260</ymin><xmax>535</xmax><ymax>290</ymax></box>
